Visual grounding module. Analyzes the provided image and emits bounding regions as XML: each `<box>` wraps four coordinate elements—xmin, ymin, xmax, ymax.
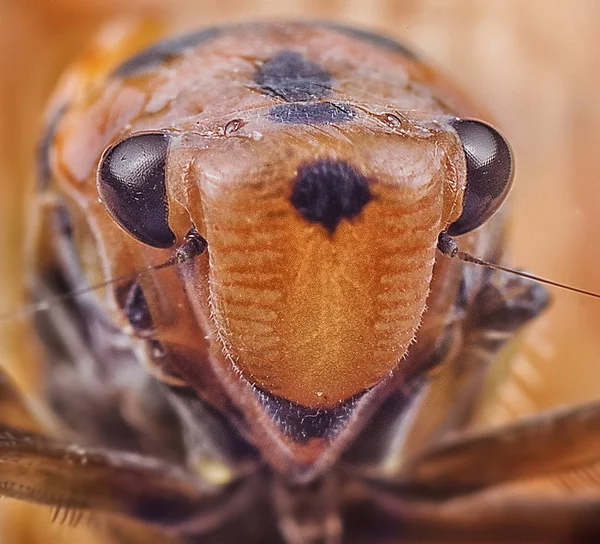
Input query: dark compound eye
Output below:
<box><xmin>97</xmin><ymin>133</ymin><xmax>176</xmax><ymax>248</ymax></box>
<box><xmin>447</xmin><ymin>119</ymin><xmax>514</xmax><ymax>237</ymax></box>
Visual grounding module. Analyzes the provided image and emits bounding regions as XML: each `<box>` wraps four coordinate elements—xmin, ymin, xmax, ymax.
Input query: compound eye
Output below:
<box><xmin>447</xmin><ymin>119</ymin><xmax>514</xmax><ymax>236</ymax></box>
<box><xmin>97</xmin><ymin>133</ymin><xmax>176</xmax><ymax>248</ymax></box>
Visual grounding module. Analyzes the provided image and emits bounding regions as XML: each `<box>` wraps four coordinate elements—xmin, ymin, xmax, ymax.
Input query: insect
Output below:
<box><xmin>2</xmin><ymin>18</ymin><xmax>600</xmax><ymax>544</ymax></box>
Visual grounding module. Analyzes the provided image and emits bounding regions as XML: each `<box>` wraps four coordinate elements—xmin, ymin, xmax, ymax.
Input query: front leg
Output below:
<box><xmin>0</xmin><ymin>425</ymin><xmax>256</xmax><ymax>536</ymax></box>
<box><xmin>367</xmin><ymin>398</ymin><xmax>600</xmax><ymax>500</ymax></box>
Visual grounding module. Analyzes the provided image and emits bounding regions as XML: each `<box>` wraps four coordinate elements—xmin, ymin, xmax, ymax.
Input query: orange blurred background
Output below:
<box><xmin>0</xmin><ymin>0</ymin><xmax>599</xmax><ymax>540</ymax></box>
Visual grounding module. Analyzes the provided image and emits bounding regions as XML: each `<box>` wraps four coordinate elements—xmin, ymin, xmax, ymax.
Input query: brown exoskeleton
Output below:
<box><xmin>2</xmin><ymin>20</ymin><xmax>600</xmax><ymax>544</ymax></box>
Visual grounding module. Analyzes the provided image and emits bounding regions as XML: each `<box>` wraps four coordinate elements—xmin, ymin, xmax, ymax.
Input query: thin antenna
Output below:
<box><xmin>438</xmin><ymin>232</ymin><xmax>600</xmax><ymax>300</ymax></box>
<box><xmin>0</xmin><ymin>231</ymin><xmax>207</xmax><ymax>324</ymax></box>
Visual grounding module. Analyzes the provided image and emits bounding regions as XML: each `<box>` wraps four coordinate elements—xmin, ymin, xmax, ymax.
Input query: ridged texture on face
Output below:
<box><xmin>195</xmin><ymin>132</ymin><xmax>455</xmax><ymax>407</ymax></box>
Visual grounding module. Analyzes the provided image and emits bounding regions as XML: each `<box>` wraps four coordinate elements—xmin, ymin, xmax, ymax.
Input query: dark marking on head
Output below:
<box><xmin>112</xmin><ymin>27</ymin><xmax>223</xmax><ymax>77</ymax></box>
<box><xmin>256</xmin><ymin>389</ymin><xmax>364</xmax><ymax>444</ymax></box>
<box><xmin>37</xmin><ymin>105</ymin><xmax>67</xmax><ymax>189</ymax></box>
<box><xmin>124</xmin><ymin>281</ymin><xmax>154</xmax><ymax>336</ymax></box>
<box><xmin>318</xmin><ymin>22</ymin><xmax>418</xmax><ymax>60</ymax></box>
<box><xmin>291</xmin><ymin>160</ymin><xmax>373</xmax><ymax>233</ymax></box>
<box><xmin>255</xmin><ymin>50</ymin><xmax>332</xmax><ymax>102</ymax></box>
<box><xmin>269</xmin><ymin>102</ymin><xmax>354</xmax><ymax>125</ymax></box>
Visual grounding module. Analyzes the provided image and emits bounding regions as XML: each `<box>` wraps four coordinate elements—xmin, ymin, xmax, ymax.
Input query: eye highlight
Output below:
<box><xmin>448</xmin><ymin>119</ymin><xmax>514</xmax><ymax>236</ymax></box>
<box><xmin>97</xmin><ymin>133</ymin><xmax>176</xmax><ymax>248</ymax></box>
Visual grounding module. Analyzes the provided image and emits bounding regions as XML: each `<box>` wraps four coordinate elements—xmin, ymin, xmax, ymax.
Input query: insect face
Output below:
<box><xmin>165</xmin><ymin>121</ymin><xmax>466</xmax><ymax>409</ymax></box>
<box><xmin>4</xmin><ymin>21</ymin><xmax>547</xmax><ymax>544</ymax></box>
<box><xmin>93</xmin><ymin>112</ymin><xmax>471</xmax><ymax>472</ymax></box>
<box><xmin>49</xmin><ymin>22</ymin><xmax>500</xmax><ymax>474</ymax></box>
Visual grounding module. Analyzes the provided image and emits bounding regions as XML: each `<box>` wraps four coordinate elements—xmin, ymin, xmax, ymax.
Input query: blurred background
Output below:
<box><xmin>0</xmin><ymin>0</ymin><xmax>599</xmax><ymax>539</ymax></box>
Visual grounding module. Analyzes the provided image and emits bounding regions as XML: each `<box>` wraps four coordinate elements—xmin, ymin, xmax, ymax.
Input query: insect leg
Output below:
<box><xmin>344</xmin><ymin>489</ymin><xmax>600</xmax><ymax>543</ymax></box>
<box><xmin>0</xmin><ymin>424</ymin><xmax>256</xmax><ymax>535</ymax></box>
<box><xmin>365</xmin><ymin>398</ymin><xmax>600</xmax><ymax>501</ymax></box>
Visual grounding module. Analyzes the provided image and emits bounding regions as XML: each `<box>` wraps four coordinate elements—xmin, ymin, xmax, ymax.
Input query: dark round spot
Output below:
<box><xmin>97</xmin><ymin>132</ymin><xmax>175</xmax><ymax>248</ymax></box>
<box><xmin>291</xmin><ymin>160</ymin><xmax>372</xmax><ymax>233</ymax></box>
<box><xmin>448</xmin><ymin>119</ymin><xmax>514</xmax><ymax>236</ymax></box>
<box><xmin>269</xmin><ymin>102</ymin><xmax>354</xmax><ymax>125</ymax></box>
<box><xmin>255</xmin><ymin>50</ymin><xmax>332</xmax><ymax>102</ymax></box>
